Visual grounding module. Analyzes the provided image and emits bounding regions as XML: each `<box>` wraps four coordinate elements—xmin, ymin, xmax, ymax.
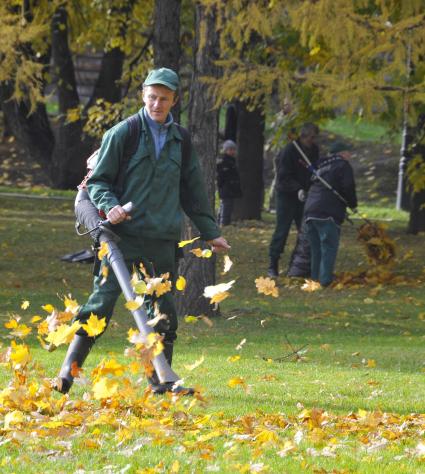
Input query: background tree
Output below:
<box><xmin>176</xmin><ymin>2</ymin><xmax>220</xmax><ymax>318</ymax></box>
<box><xmin>0</xmin><ymin>0</ymin><xmax>153</xmax><ymax>188</ymax></box>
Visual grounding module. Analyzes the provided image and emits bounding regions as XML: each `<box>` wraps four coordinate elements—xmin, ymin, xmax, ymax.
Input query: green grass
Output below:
<box><xmin>323</xmin><ymin>116</ymin><xmax>398</xmax><ymax>143</ymax></box>
<box><xmin>0</xmin><ymin>195</ymin><xmax>424</xmax><ymax>473</ymax></box>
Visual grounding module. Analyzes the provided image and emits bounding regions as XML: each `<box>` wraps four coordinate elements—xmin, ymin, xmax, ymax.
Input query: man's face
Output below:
<box><xmin>300</xmin><ymin>132</ymin><xmax>318</xmax><ymax>149</ymax></box>
<box><xmin>142</xmin><ymin>85</ymin><xmax>177</xmax><ymax>124</ymax></box>
<box><xmin>225</xmin><ymin>147</ymin><xmax>237</xmax><ymax>157</ymax></box>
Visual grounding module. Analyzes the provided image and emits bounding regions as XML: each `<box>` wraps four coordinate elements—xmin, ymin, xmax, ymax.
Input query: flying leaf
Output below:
<box><xmin>92</xmin><ymin>377</ymin><xmax>119</xmax><ymax>400</ymax></box>
<box><xmin>178</xmin><ymin>236</ymin><xmax>200</xmax><ymax>248</ymax></box>
<box><xmin>42</xmin><ymin>304</ymin><xmax>55</xmax><ymax>313</ymax></box>
<box><xmin>45</xmin><ymin>321</ymin><xmax>81</xmax><ymax>347</ymax></box>
<box><xmin>176</xmin><ymin>276</ymin><xmax>186</xmax><ymax>291</ymax></box>
<box><xmin>125</xmin><ymin>296</ymin><xmax>144</xmax><ymax>311</ymax></box>
<box><xmin>223</xmin><ymin>255</ymin><xmax>233</xmax><ymax>273</ymax></box>
<box><xmin>81</xmin><ymin>313</ymin><xmax>106</xmax><ymax>337</ymax></box>
<box><xmin>190</xmin><ymin>248</ymin><xmax>213</xmax><ymax>258</ymax></box>
<box><xmin>236</xmin><ymin>338</ymin><xmax>246</xmax><ymax>350</ymax></box>
<box><xmin>100</xmin><ymin>265</ymin><xmax>109</xmax><ymax>286</ymax></box>
<box><xmin>203</xmin><ymin>280</ymin><xmax>235</xmax><ymax>304</ymax></box>
<box><xmin>21</xmin><ymin>300</ymin><xmax>30</xmax><ymax>310</ymax></box>
<box><xmin>255</xmin><ymin>276</ymin><xmax>279</xmax><ymax>297</ymax></box>
<box><xmin>10</xmin><ymin>323</ymin><xmax>32</xmax><ymax>339</ymax></box>
<box><xmin>30</xmin><ymin>315</ymin><xmax>42</xmax><ymax>324</ymax></box>
<box><xmin>97</xmin><ymin>242</ymin><xmax>109</xmax><ymax>260</ymax></box>
<box><xmin>184</xmin><ymin>355</ymin><xmax>205</xmax><ymax>371</ymax></box>
<box><xmin>184</xmin><ymin>315</ymin><xmax>198</xmax><ymax>324</ymax></box>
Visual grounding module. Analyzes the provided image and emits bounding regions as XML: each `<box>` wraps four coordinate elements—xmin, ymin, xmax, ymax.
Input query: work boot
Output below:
<box><xmin>148</xmin><ymin>341</ymin><xmax>195</xmax><ymax>396</ymax></box>
<box><xmin>267</xmin><ymin>258</ymin><xmax>279</xmax><ymax>278</ymax></box>
<box><xmin>54</xmin><ymin>334</ymin><xmax>95</xmax><ymax>394</ymax></box>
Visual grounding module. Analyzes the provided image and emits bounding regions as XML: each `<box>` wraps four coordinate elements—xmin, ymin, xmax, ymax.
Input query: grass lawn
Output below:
<box><xmin>0</xmin><ymin>194</ymin><xmax>424</xmax><ymax>473</ymax></box>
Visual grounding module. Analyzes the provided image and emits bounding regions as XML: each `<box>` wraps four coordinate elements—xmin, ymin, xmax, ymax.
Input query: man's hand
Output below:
<box><xmin>297</xmin><ymin>189</ymin><xmax>307</xmax><ymax>202</ymax></box>
<box><xmin>207</xmin><ymin>236</ymin><xmax>231</xmax><ymax>252</ymax></box>
<box><xmin>106</xmin><ymin>205</ymin><xmax>132</xmax><ymax>225</ymax></box>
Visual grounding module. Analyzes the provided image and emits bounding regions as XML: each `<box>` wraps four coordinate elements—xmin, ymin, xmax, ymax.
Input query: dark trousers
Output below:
<box><xmin>218</xmin><ymin>198</ymin><xmax>234</xmax><ymax>226</ymax></box>
<box><xmin>306</xmin><ymin>218</ymin><xmax>340</xmax><ymax>287</ymax></box>
<box><xmin>75</xmin><ymin>238</ymin><xmax>178</xmax><ymax>344</ymax></box>
<box><xmin>269</xmin><ymin>192</ymin><xmax>304</xmax><ymax>260</ymax></box>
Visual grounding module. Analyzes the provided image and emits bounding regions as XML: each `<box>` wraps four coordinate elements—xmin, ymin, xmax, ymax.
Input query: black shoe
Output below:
<box><xmin>150</xmin><ymin>381</ymin><xmax>195</xmax><ymax>396</ymax></box>
<box><xmin>267</xmin><ymin>259</ymin><xmax>279</xmax><ymax>278</ymax></box>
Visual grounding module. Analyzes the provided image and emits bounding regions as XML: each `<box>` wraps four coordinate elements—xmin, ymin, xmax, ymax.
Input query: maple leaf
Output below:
<box><xmin>92</xmin><ymin>377</ymin><xmax>119</xmax><ymax>400</ymax></box>
<box><xmin>30</xmin><ymin>315</ymin><xmax>42</xmax><ymax>324</ymax></box>
<box><xmin>5</xmin><ymin>319</ymin><xmax>19</xmax><ymax>329</ymax></box>
<box><xmin>4</xmin><ymin>410</ymin><xmax>24</xmax><ymax>430</ymax></box>
<box><xmin>81</xmin><ymin>313</ymin><xmax>106</xmax><ymax>337</ymax></box>
<box><xmin>178</xmin><ymin>236</ymin><xmax>200</xmax><ymax>248</ymax></box>
<box><xmin>255</xmin><ymin>276</ymin><xmax>279</xmax><ymax>297</ymax></box>
<box><xmin>63</xmin><ymin>296</ymin><xmax>80</xmax><ymax>315</ymax></box>
<box><xmin>190</xmin><ymin>248</ymin><xmax>213</xmax><ymax>258</ymax></box>
<box><xmin>203</xmin><ymin>280</ymin><xmax>235</xmax><ymax>304</ymax></box>
<box><xmin>21</xmin><ymin>300</ymin><xmax>30</xmax><ymax>310</ymax></box>
<box><xmin>227</xmin><ymin>355</ymin><xmax>241</xmax><ymax>363</ymax></box>
<box><xmin>10</xmin><ymin>323</ymin><xmax>32</xmax><ymax>339</ymax></box>
<box><xmin>45</xmin><ymin>321</ymin><xmax>81</xmax><ymax>347</ymax></box>
<box><xmin>7</xmin><ymin>341</ymin><xmax>31</xmax><ymax>369</ymax></box>
<box><xmin>175</xmin><ymin>276</ymin><xmax>186</xmax><ymax>291</ymax></box>
<box><xmin>301</xmin><ymin>280</ymin><xmax>322</xmax><ymax>292</ymax></box>
<box><xmin>97</xmin><ymin>241</ymin><xmax>109</xmax><ymax>260</ymax></box>
<box><xmin>42</xmin><ymin>304</ymin><xmax>55</xmax><ymax>313</ymax></box>
<box><xmin>145</xmin><ymin>275</ymin><xmax>172</xmax><ymax>297</ymax></box>
<box><xmin>228</xmin><ymin>377</ymin><xmax>247</xmax><ymax>390</ymax></box>
<box><xmin>93</xmin><ymin>358</ymin><xmax>126</xmax><ymax>377</ymax></box>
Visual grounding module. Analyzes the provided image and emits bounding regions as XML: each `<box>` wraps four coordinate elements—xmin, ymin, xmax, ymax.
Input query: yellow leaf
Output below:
<box><xmin>4</xmin><ymin>410</ymin><xmax>24</xmax><ymax>430</ymax></box>
<box><xmin>97</xmin><ymin>242</ymin><xmax>109</xmax><ymax>260</ymax></box>
<box><xmin>42</xmin><ymin>304</ymin><xmax>55</xmax><ymax>313</ymax></box>
<box><xmin>125</xmin><ymin>296</ymin><xmax>144</xmax><ymax>311</ymax></box>
<box><xmin>255</xmin><ymin>276</ymin><xmax>279</xmax><ymax>297</ymax></box>
<box><xmin>100</xmin><ymin>265</ymin><xmax>109</xmax><ymax>285</ymax></box>
<box><xmin>133</xmin><ymin>280</ymin><xmax>147</xmax><ymax>295</ymax></box>
<box><xmin>30</xmin><ymin>315</ymin><xmax>42</xmax><ymax>323</ymax></box>
<box><xmin>170</xmin><ymin>460</ymin><xmax>180</xmax><ymax>473</ymax></box>
<box><xmin>46</xmin><ymin>321</ymin><xmax>81</xmax><ymax>347</ymax></box>
<box><xmin>178</xmin><ymin>236</ymin><xmax>200</xmax><ymax>248</ymax></box>
<box><xmin>190</xmin><ymin>248</ymin><xmax>213</xmax><ymax>258</ymax></box>
<box><xmin>301</xmin><ymin>280</ymin><xmax>322</xmax><ymax>292</ymax></box>
<box><xmin>92</xmin><ymin>377</ymin><xmax>119</xmax><ymax>399</ymax></box>
<box><xmin>309</xmin><ymin>45</ymin><xmax>321</xmax><ymax>56</ymax></box>
<box><xmin>10</xmin><ymin>323</ymin><xmax>32</xmax><ymax>339</ymax></box>
<box><xmin>94</xmin><ymin>358</ymin><xmax>126</xmax><ymax>377</ymax></box>
<box><xmin>367</xmin><ymin>359</ymin><xmax>376</xmax><ymax>368</ymax></box>
<box><xmin>8</xmin><ymin>341</ymin><xmax>31</xmax><ymax>368</ymax></box>
<box><xmin>21</xmin><ymin>300</ymin><xmax>30</xmax><ymax>310</ymax></box>
<box><xmin>176</xmin><ymin>276</ymin><xmax>186</xmax><ymax>291</ymax></box>
<box><xmin>184</xmin><ymin>315</ymin><xmax>198</xmax><ymax>324</ymax></box>
<box><xmin>184</xmin><ymin>355</ymin><xmax>205</xmax><ymax>371</ymax></box>
<box><xmin>5</xmin><ymin>319</ymin><xmax>18</xmax><ymax>329</ymax></box>
<box><xmin>203</xmin><ymin>280</ymin><xmax>235</xmax><ymax>304</ymax></box>
<box><xmin>81</xmin><ymin>313</ymin><xmax>106</xmax><ymax>337</ymax></box>
<box><xmin>145</xmin><ymin>276</ymin><xmax>172</xmax><ymax>297</ymax></box>
<box><xmin>63</xmin><ymin>297</ymin><xmax>80</xmax><ymax>314</ymax></box>
<box><xmin>227</xmin><ymin>355</ymin><xmax>241</xmax><ymax>363</ymax></box>
<box><xmin>228</xmin><ymin>376</ymin><xmax>246</xmax><ymax>388</ymax></box>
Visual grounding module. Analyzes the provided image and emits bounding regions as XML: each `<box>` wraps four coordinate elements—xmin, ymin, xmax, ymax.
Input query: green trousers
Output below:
<box><xmin>75</xmin><ymin>238</ymin><xmax>178</xmax><ymax>344</ymax></box>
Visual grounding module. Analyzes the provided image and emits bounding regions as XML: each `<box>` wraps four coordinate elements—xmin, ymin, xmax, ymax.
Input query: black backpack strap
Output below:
<box><xmin>175</xmin><ymin>124</ymin><xmax>191</xmax><ymax>169</ymax></box>
<box><xmin>114</xmin><ymin>113</ymin><xmax>141</xmax><ymax>196</ymax></box>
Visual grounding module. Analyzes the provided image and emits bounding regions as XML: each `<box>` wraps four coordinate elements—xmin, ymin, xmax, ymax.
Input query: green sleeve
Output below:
<box><xmin>180</xmin><ymin>148</ymin><xmax>221</xmax><ymax>241</ymax></box>
<box><xmin>86</xmin><ymin>124</ymin><xmax>127</xmax><ymax>214</ymax></box>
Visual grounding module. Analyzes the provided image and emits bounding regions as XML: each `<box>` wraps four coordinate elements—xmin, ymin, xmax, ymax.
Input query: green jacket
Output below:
<box><xmin>87</xmin><ymin>109</ymin><xmax>220</xmax><ymax>243</ymax></box>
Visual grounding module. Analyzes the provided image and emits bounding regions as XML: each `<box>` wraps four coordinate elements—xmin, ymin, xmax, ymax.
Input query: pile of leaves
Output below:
<box><xmin>356</xmin><ymin>222</ymin><xmax>397</xmax><ymax>266</ymax></box>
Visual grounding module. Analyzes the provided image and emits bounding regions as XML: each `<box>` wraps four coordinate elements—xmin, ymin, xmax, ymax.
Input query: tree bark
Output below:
<box><xmin>50</xmin><ymin>5</ymin><xmax>91</xmax><ymax>189</ymax></box>
<box><xmin>175</xmin><ymin>3</ymin><xmax>219</xmax><ymax>318</ymax></box>
<box><xmin>153</xmin><ymin>0</ymin><xmax>182</xmax><ymax>122</ymax></box>
<box><xmin>232</xmin><ymin>102</ymin><xmax>265</xmax><ymax>220</ymax></box>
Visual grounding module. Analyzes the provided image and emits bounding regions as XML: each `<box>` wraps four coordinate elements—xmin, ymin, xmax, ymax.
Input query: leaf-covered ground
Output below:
<box><xmin>0</xmin><ymin>194</ymin><xmax>424</xmax><ymax>473</ymax></box>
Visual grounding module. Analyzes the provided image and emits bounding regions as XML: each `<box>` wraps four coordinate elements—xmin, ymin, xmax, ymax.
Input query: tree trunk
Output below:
<box><xmin>175</xmin><ymin>3</ymin><xmax>219</xmax><ymax>318</ymax></box>
<box><xmin>407</xmin><ymin>190</ymin><xmax>425</xmax><ymax>233</ymax></box>
<box><xmin>233</xmin><ymin>102</ymin><xmax>265</xmax><ymax>220</ymax></box>
<box><xmin>50</xmin><ymin>6</ymin><xmax>91</xmax><ymax>189</ymax></box>
<box><xmin>0</xmin><ymin>83</ymin><xmax>54</xmax><ymax>184</ymax></box>
<box><xmin>153</xmin><ymin>0</ymin><xmax>182</xmax><ymax>122</ymax></box>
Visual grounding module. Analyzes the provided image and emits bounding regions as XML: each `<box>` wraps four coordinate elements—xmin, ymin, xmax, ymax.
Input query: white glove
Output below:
<box><xmin>298</xmin><ymin>189</ymin><xmax>306</xmax><ymax>202</ymax></box>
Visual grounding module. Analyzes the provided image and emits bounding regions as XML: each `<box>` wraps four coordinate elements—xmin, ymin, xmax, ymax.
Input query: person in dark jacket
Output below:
<box><xmin>304</xmin><ymin>141</ymin><xmax>357</xmax><ymax>287</ymax></box>
<box><xmin>216</xmin><ymin>140</ymin><xmax>242</xmax><ymax>226</ymax></box>
<box><xmin>268</xmin><ymin>123</ymin><xmax>319</xmax><ymax>277</ymax></box>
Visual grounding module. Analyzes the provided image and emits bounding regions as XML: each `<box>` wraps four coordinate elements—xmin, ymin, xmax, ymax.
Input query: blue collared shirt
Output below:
<box><xmin>143</xmin><ymin>109</ymin><xmax>173</xmax><ymax>160</ymax></box>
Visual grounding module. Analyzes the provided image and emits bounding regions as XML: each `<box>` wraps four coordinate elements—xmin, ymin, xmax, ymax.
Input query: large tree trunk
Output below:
<box><xmin>233</xmin><ymin>102</ymin><xmax>265</xmax><ymax>220</ymax></box>
<box><xmin>153</xmin><ymin>0</ymin><xmax>182</xmax><ymax>122</ymax></box>
<box><xmin>175</xmin><ymin>3</ymin><xmax>219</xmax><ymax>318</ymax></box>
<box><xmin>50</xmin><ymin>6</ymin><xmax>91</xmax><ymax>189</ymax></box>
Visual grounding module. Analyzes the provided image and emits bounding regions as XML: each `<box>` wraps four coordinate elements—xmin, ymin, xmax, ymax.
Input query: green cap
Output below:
<box><xmin>143</xmin><ymin>67</ymin><xmax>179</xmax><ymax>91</ymax></box>
<box><xmin>330</xmin><ymin>140</ymin><xmax>353</xmax><ymax>154</ymax></box>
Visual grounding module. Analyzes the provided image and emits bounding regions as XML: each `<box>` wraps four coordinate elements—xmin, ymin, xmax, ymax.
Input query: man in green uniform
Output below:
<box><xmin>56</xmin><ymin>67</ymin><xmax>229</xmax><ymax>395</ymax></box>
